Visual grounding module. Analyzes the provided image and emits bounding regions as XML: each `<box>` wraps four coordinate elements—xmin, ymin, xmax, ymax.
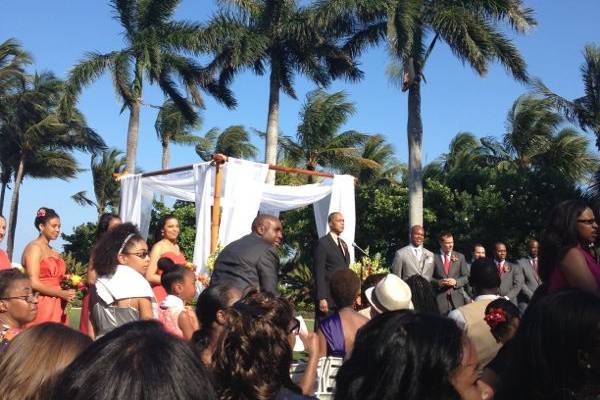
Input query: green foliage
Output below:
<box><xmin>149</xmin><ymin>200</ymin><xmax>197</xmax><ymax>261</ymax></box>
<box><xmin>61</xmin><ymin>222</ymin><xmax>97</xmax><ymax>266</ymax></box>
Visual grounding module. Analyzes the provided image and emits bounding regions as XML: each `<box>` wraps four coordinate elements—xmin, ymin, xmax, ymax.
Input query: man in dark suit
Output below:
<box><xmin>210</xmin><ymin>214</ymin><xmax>283</xmax><ymax>295</ymax></box>
<box><xmin>431</xmin><ymin>232</ymin><xmax>470</xmax><ymax>314</ymax></box>
<box><xmin>494</xmin><ymin>242</ymin><xmax>524</xmax><ymax>304</ymax></box>
<box><xmin>313</xmin><ymin>212</ymin><xmax>350</xmax><ymax>323</ymax></box>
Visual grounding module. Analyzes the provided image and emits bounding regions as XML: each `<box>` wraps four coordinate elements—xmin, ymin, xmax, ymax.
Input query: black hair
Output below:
<box><xmin>157</xmin><ymin>257</ymin><xmax>189</xmax><ymax>294</ymax></box>
<box><xmin>192</xmin><ymin>285</ymin><xmax>235</xmax><ymax>350</ymax></box>
<box><xmin>468</xmin><ymin>258</ymin><xmax>501</xmax><ymax>291</ymax></box>
<box><xmin>330</xmin><ymin>269</ymin><xmax>360</xmax><ymax>308</ymax></box>
<box><xmin>335</xmin><ymin>310</ymin><xmax>463</xmax><ymax>400</ymax></box>
<box><xmin>251</xmin><ymin>214</ymin><xmax>278</xmax><ymax>233</ymax></box>
<box><xmin>154</xmin><ymin>214</ymin><xmax>178</xmax><ymax>243</ymax></box>
<box><xmin>404</xmin><ymin>274</ymin><xmax>440</xmax><ymax>314</ymax></box>
<box><xmin>93</xmin><ymin>223</ymin><xmax>144</xmax><ymax>277</ymax></box>
<box><xmin>96</xmin><ymin>213</ymin><xmax>120</xmax><ymax>240</ymax></box>
<box><xmin>472</xmin><ymin>243</ymin><xmax>485</xmax><ymax>251</ymax></box>
<box><xmin>360</xmin><ymin>273</ymin><xmax>386</xmax><ymax>310</ymax></box>
<box><xmin>539</xmin><ymin>200</ymin><xmax>592</xmax><ymax>284</ymax></box>
<box><xmin>497</xmin><ymin>290</ymin><xmax>600</xmax><ymax>400</ymax></box>
<box><xmin>34</xmin><ymin>207</ymin><xmax>59</xmax><ymax>231</ymax></box>
<box><xmin>50</xmin><ymin>320</ymin><xmax>217</xmax><ymax>400</ymax></box>
<box><xmin>0</xmin><ymin>269</ymin><xmax>29</xmax><ymax>298</ymax></box>
<box><xmin>484</xmin><ymin>298</ymin><xmax>520</xmax><ymax>339</ymax></box>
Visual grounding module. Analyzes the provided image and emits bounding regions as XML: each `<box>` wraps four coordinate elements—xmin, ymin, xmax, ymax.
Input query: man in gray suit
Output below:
<box><xmin>494</xmin><ymin>242</ymin><xmax>524</xmax><ymax>304</ymax></box>
<box><xmin>517</xmin><ymin>239</ymin><xmax>541</xmax><ymax>311</ymax></box>
<box><xmin>210</xmin><ymin>214</ymin><xmax>283</xmax><ymax>295</ymax></box>
<box><xmin>431</xmin><ymin>232</ymin><xmax>470</xmax><ymax>314</ymax></box>
<box><xmin>391</xmin><ymin>225</ymin><xmax>435</xmax><ymax>281</ymax></box>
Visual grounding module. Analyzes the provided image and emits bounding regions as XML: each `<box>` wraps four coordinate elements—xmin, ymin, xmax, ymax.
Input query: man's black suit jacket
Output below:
<box><xmin>210</xmin><ymin>233</ymin><xmax>279</xmax><ymax>295</ymax></box>
<box><xmin>313</xmin><ymin>233</ymin><xmax>350</xmax><ymax>309</ymax></box>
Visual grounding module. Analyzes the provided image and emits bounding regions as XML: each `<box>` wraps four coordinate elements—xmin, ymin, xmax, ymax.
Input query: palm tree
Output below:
<box><xmin>0</xmin><ymin>72</ymin><xmax>105</xmax><ymax>259</ymax></box>
<box><xmin>155</xmin><ymin>99</ymin><xmax>202</xmax><ymax>170</ymax></box>
<box><xmin>279</xmin><ymin>89</ymin><xmax>377</xmax><ymax>183</ymax></box>
<box><xmin>341</xmin><ymin>134</ymin><xmax>404</xmax><ymax>184</ymax></box>
<box><xmin>207</xmin><ymin>0</ymin><xmax>363</xmax><ymax>183</ymax></box>
<box><xmin>72</xmin><ymin>148</ymin><xmax>126</xmax><ymax>216</ymax></box>
<box><xmin>339</xmin><ymin>0</ymin><xmax>535</xmax><ymax>227</ymax></box>
<box><xmin>195</xmin><ymin>125</ymin><xmax>258</xmax><ymax>161</ymax></box>
<box><xmin>60</xmin><ymin>0</ymin><xmax>236</xmax><ymax>174</ymax></box>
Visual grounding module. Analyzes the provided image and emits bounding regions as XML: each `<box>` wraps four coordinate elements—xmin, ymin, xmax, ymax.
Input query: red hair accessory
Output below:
<box><xmin>36</xmin><ymin>208</ymin><xmax>46</xmax><ymax>218</ymax></box>
<box><xmin>484</xmin><ymin>308</ymin><xmax>507</xmax><ymax>329</ymax></box>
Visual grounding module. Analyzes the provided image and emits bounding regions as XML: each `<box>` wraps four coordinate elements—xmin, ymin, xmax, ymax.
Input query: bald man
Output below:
<box><xmin>391</xmin><ymin>225</ymin><xmax>435</xmax><ymax>281</ymax></box>
<box><xmin>210</xmin><ymin>215</ymin><xmax>283</xmax><ymax>295</ymax></box>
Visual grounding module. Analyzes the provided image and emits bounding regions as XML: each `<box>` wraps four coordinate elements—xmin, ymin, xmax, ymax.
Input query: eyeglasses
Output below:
<box><xmin>123</xmin><ymin>251</ymin><xmax>150</xmax><ymax>258</ymax></box>
<box><xmin>0</xmin><ymin>292</ymin><xmax>39</xmax><ymax>303</ymax></box>
<box><xmin>288</xmin><ymin>317</ymin><xmax>301</xmax><ymax>335</ymax></box>
<box><xmin>577</xmin><ymin>219</ymin><xmax>597</xmax><ymax>225</ymax></box>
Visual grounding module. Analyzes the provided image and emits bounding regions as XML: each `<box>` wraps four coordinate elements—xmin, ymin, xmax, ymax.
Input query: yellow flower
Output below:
<box><xmin>69</xmin><ymin>274</ymin><xmax>82</xmax><ymax>286</ymax></box>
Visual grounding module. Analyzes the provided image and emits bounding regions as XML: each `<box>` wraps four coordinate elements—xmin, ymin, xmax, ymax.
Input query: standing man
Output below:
<box><xmin>471</xmin><ymin>244</ymin><xmax>486</xmax><ymax>265</ymax></box>
<box><xmin>313</xmin><ymin>212</ymin><xmax>350</xmax><ymax>324</ymax></box>
<box><xmin>391</xmin><ymin>225</ymin><xmax>435</xmax><ymax>281</ymax></box>
<box><xmin>494</xmin><ymin>242</ymin><xmax>524</xmax><ymax>304</ymax></box>
<box><xmin>432</xmin><ymin>232</ymin><xmax>470</xmax><ymax>314</ymax></box>
<box><xmin>210</xmin><ymin>214</ymin><xmax>283</xmax><ymax>295</ymax></box>
<box><xmin>517</xmin><ymin>239</ymin><xmax>541</xmax><ymax>311</ymax></box>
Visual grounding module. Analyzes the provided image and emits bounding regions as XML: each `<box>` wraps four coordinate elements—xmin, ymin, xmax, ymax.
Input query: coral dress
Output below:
<box><xmin>29</xmin><ymin>255</ymin><xmax>67</xmax><ymax>325</ymax></box>
<box><xmin>152</xmin><ymin>251</ymin><xmax>186</xmax><ymax>303</ymax></box>
<box><xmin>0</xmin><ymin>249</ymin><xmax>10</xmax><ymax>270</ymax></box>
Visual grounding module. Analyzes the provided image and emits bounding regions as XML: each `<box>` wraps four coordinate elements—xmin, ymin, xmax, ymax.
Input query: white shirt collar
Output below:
<box><xmin>474</xmin><ymin>294</ymin><xmax>501</xmax><ymax>302</ymax></box>
<box><xmin>330</xmin><ymin>232</ymin><xmax>340</xmax><ymax>242</ymax></box>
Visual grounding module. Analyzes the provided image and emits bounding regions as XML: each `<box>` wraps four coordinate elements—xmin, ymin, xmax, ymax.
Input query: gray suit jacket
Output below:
<box><xmin>391</xmin><ymin>245</ymin><xmax>435</xmax><ymax>281</ymax></box>
<box><xmin>210</xmin><ymin>233</ymin><xmax>280</xmax><ymax>295</ymax></box>
<box><xmin>432</xmin><ymin>251</ymin><xmax>470</xmax><ymax>314</ymax></box>
<box><xmin>497</xmin><ymin>260</ymin><xmax>524</xmax><ymax>304</ymax></box>
<box><xmin>516</xmin><ymin>257</ymin><xmax>541</xmax><ymax>301</ymax></box>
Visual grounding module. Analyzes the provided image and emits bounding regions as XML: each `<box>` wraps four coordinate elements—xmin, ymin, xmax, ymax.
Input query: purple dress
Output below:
<box><xmin>549</xmin><ymin>244</ymin><xmax>600</xmax><ymax>291</ymax></box>
<box><xmin>320</xmin><ymin>312</ymin><xmax>345</xmax><ymax>358</ymax></box>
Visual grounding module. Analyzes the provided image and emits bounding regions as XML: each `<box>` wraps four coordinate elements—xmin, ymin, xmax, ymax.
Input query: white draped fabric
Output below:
<box><xmin>193</xmin><ymin>163</ymin><xmax>215</xmax><ymax>273</ymax></box>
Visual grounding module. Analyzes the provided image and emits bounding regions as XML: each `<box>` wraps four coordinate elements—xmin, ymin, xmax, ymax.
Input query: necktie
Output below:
<box><xmin>498</xmin><ymin>261</ymin><xmax>504</xmax><ymax>274</ymax></box>
<box><xmin>443</xmin><ymin>253</ymin><xmax>450</xmax><ymax>275</ymax></box>
<box><xmin>338</xmin><ymin>239</ymin><xmax>345</xmax><ymax>257</ymax></box>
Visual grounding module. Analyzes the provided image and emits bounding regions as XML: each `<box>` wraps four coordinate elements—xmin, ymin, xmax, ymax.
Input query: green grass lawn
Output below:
<box><xmin>68</xmin><ymin>307</ymin><xmax>81</xmax><ymax>330</ymax></box>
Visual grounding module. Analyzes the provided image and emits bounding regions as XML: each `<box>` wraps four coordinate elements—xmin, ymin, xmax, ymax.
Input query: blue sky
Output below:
<box><xmin>1</xmin><ymin>0</ymin><xmax>599</xmax><ymax>260</ymax></box>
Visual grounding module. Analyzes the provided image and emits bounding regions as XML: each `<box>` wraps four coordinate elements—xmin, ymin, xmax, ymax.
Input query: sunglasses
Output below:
<box><xmin>123</xmin><ymin>250</ymin><xmax>150</xmax><ymax>258</ymax></box>
<box><xmin>288</xmin><ymin>317</ymin><xmax>301</xmax><ymax>335</ymax></box>
<box><xmin>0</xmin><ymin>292</ymin><xmax>39</xmax><ymax>304</ymax></box>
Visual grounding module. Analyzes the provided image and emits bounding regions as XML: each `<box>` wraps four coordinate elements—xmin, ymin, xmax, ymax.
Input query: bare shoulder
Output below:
<box><xmin>561</xmin><ymin>246</ymin><xmax>587</xmax><ymax>266</ymax></box>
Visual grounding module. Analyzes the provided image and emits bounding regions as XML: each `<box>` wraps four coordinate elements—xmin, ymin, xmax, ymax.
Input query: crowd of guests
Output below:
<box><xmin>0</xmin><ymin>199</ymin><xmax>598</xmax><ymax>399</ymax></box>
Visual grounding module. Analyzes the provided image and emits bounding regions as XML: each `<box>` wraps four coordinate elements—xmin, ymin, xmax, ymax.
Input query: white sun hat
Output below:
<box><xmin>365</xmin><ymin>273</ymin><xmax>414</xmax><ymax>313</ymax></box>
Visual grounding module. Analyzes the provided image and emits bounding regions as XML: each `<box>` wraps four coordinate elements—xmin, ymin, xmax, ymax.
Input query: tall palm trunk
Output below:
<box><xmin>0</xmin><ymin>181</ymin><xmax>7</xmax><ymax>216</ymax></box>
<box><xmin>125</xmin><ymin>99</ymin><xmax>141</xmax><ymax>173</ymax></box>
<box><xmin>407</xmin><ymin>79</ymin><xmax>424</xmax><ymax>228</ymax></box>
<box><xmin>162</xmin><ymin>137</ymin><xmax>170</xmax><ymax>170</ymax></box>
<box><xmin>265</xmin><ymin>65</ymin><xmax>280</xmax><ymax>184</ymax></box>
<box><xmin>7</xmin><ymin>157</ymin><xmax>25</xmax><ymax>260</ymax></box>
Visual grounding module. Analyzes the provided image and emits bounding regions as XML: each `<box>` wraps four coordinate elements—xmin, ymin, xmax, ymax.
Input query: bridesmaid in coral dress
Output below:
<box><xmin>22</xmin><ymin>208</ymin><xmax>76</xmax><ymax>325</ymax></box>
<box><xmin>147</xmin><ymin>215</ymin><xmax>187</xmax><ymax>303</ymax></box>
<box><xmin>0</xmin><ymin>215</ymin><xmax>11</xmax><ymax>270</ymax></box>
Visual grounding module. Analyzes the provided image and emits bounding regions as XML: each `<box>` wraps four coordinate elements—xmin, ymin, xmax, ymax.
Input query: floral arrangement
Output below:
<box><xmin>60</xmin><ymin>274</ymin><xmax>87</xmax><ymax>293</ymax></box>
<box><xmin>484</xmin><ymin>308</ymin><xmax>507</xmax><ymax>329</ymax></box>
<box><xmin>350</xmin><ymin>252</ymin><xmax>388</xmax><ymax>282</ymax></box>
<box><xmin>36</xmin><ymin>208</ymin><xmax>46</xmax><ymax>217</ymax></box>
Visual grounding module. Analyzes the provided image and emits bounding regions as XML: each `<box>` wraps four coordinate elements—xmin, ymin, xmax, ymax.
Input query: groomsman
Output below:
<box><xmin>432</xmin><ymin>232</ymin><xmax>470</xmax><ymax>314</ymax></box>
<box><xmin>494</xmin><ymin>242</ymin><xmax>524</xmax><ymax>304</ymax></box>
<box><xmin>517</xmin><ymin>239</ymin><xmax>541</xmax><ymax>311</ymax></box>
<box><xmin>391</xmin><ymin>225</ymin><xmax>435</xmax><ymax>281</ymax></box>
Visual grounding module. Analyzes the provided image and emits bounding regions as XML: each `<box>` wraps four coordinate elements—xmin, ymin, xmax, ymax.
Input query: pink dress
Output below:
<box><xmin>29</xmin><ymin>256</ymin><xmax>67</xmax><ymax>325</ymax></box>
<box><xmin>152</xmin><ymin>251</ymin><xmax>186</xmax><ymax>304</ymax></box>
<box><xmin>549</xmin><ymin>244</ymin><xmax>600</xmax><ymax>291</ymax></box>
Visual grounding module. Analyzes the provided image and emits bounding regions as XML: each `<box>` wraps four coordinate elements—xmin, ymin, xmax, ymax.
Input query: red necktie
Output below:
<box><xmin>498</xmin><ymin>261</ymin><xmax>504</xmax><ymax>274</ymax></box>
<box><xmin>443</xmin><ymin>254</ymin><xmax>450</xmax><ymax>275</ymax></box>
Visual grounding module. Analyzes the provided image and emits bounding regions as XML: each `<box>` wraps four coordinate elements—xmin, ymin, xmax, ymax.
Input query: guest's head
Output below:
<box><xmin>540</xmin><ymin>200</ymin><xmax>598</xmax><ymax>283</ymax></box>
<box><xmin>526</xmin><ymin>239</ymin><xmax>539</xmax><ymax>259</ymax></box>
<box><xmin>410</xmin><ymin>225</ymin><xmax>425</xmax><ymax>247</ymax></box>
<box><xmin>93</xmin><ymin>223</ymin><xmax>148</xmax><ymax>277</ymax></box>
<box><xmin>472</xmin><ymin>243</ymin><xmax>486</xmax><ymax>260</ymax></box>
<box><xmin>468</xmin><ymin>258</ymin><xmax>501</xmax><ymax>296</ymax></box>
<box><xmin>34</xmin><ymin>207</ymin><xmax>60</xmax><ymax>241</ymax></box>
<box><xmin>213</xmin><ymin>290</ymin><xmax>300</xmax><ymax>400</ymax></box>
<box><xmin>405</xmin><ymin>274</ymin><xmax>440</xmax><ymax>314</ymax></box>
<box><xmin>0</xmin><ymin>214</ymin><xmax>6</xmax><ymax>242</ymax></box>
<box><xmin>157</xmin><ymin>257</ymin><xmax>196</xmax><ymax>303</ymax></box>
<box><xmin>0</xmin><ymin>269</ymin><xmax>38</xmax><ymax>328</ymax></box>
<box><xmin>51</xmin><ymin>320</ymin><xmax>216</xmax><ymax>400</ymax></box>
<box><xmin>0</xmin><ymin>323</ymin><xmax>91</xmax><ymax>400</ymax></box>
<box><xmin>365</xmin><ymin>273</ymin><xmax>413</xmax><ymax>314</ymax></box>
<box><xmin>484</xmin><ymin>298</ymin><xmax>520</xmax><ymax>344</ymax></box>
<box><xmin>335</xmin><ymin>311</ymin><xmax>492</xmax><ymax>400</ymax></box>
<box><xmin>360</xmin><ymin>273</ymin><xmax>386</xmax><ymax>310</ymax></box>
<box><xmin>439</xmin><ymin>232</ymin><xmax>454</xmax><ymax>254</ymax></box>
<box><xmin>330</xmin><ymin>269</ymin><xmax>361</xmax><ymax>309</ymax></box>
<box><xmin>154</xmin><ymin>214</ymin><xmax>180</xmax><ymax>244</ymax></box>
<box><xmin>494</xmin><ymin>242</ymin><xmax>507</xmax><ymax>261</ymax></box>
<box><xmin>96</xmin><ymin>213</ymin><xmax>121</xmax><ymax>240</ymax></box>
<box><xmin>251</xmin><ymin>214</ymin><xmax>283</xmax><ymax>246</ymax></box>
<box><xmin>498</xmin><ymin>290</ymin><xmax>600</xmax><ymax>400</ymax></box>
<box><xmin>328</xmin><ymin>212</ymin><xmax>345</xmax><ymax>235</ymax></box>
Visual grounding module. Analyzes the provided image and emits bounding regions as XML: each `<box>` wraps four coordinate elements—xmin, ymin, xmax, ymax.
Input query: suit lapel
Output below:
<box><xmin>435</xmin><ymin>254</ymin><xmax>446</xmax><ymax>277</ymax></box>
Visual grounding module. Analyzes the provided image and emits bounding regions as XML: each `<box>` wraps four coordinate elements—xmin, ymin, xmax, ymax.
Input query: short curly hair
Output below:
<box><xmin>330</xmin><ymin>269</ymin><xmax>360</xmax><ymax>308</ymax></box>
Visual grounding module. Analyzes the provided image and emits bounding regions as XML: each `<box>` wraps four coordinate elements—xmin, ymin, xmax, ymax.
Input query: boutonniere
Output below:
<box><xmin>502</xmin><ymin>263</ymin><xmax>511</xmax><ymax>273</ymax></box>
<box><xmin>450</xmin><ymin>255</ymin><xmax>458</xmax><ymax>263</ymax></box>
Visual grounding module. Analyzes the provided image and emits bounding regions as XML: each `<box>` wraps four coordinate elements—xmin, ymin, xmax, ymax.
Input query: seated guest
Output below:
<box><xmin>335</xmin><ymin>311</ymin><xmax>493</xmax><ymax>400</ymax></box>
<box><xmin>317</xmin><ymin>269</ymin><xmax>368</xmax><ymax>359</ymax></box>
<box><xmin>497</xmin><ymin>290</ymin><xmax>600</xmax><ymax>400</ymax></box>
<box><xmin>192</xmin><ymin>284</ymin><xmax>242</xmax><ymax>366</ymax></box>
<box><xmin>213</xmin><ymin>290</ymin><xmax>318</xmax><ymax>398</ymax></box>
<box><xmin>448</xmin><ymin>258</ymin><xmax>503</xmax><ymax>368</ymax></box>
<box><xmin>0</xmin><ymin>323</ymin><xmax>91</xmax><ymax>399</ymax></box>
<box><xmin>89</xmin><ymin>223</ymin><xmax>156</xmax><ymax>338</ymax></box>
<box><xmin>210</xmin><ymin>215</ymin><xmax>282</xmax><ymax>295</ymax></box>
<box><xmin>358</xmin><ymin>273</ymin><xmax>386</xmax><ymax>318</ymax></box>
<box><xmin>0</xmin><ymin>269</ymin><xmax>38</xmax><ymax>348</ymax></box>
<box><xmin>51</xmin><ymin>320</ymin><xmax>217</xmax><ymax>400</ymax></box>
<box><xmin>365</xmin><ymin>273</ymin><xmax>413</xmax><ymax>316</ymax></box>
<box><xmin>157</xmin><ymin>258</ymin><xmax>199</xmax><ymax>340</ymax></box>
<box><xmin>405</xmin><ymin>274</ymin><xmax>440</xmax><ymax>314</ymax></box>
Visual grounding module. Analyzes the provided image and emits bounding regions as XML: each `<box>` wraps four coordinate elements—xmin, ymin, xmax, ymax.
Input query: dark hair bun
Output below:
<box><xmin>157</xmin><ymin>257</ymin><xmax>178</xmax><ymax>273</ymax></box>
<box><xmin>34</xmin><ymin>207</ymin><xmax>59</xmax><ymax>230</ymax></box>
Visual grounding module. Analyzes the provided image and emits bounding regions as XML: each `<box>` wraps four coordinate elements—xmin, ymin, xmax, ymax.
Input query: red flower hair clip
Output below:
<box><xmin>484</xmin><ymin>308</ymin><xmax>507</xmax><ymax>329</ymax></box>
<box><xmin>36</xmin><ymin>208</ymin><xmax>46</xmax><ymax>218</ymax></box>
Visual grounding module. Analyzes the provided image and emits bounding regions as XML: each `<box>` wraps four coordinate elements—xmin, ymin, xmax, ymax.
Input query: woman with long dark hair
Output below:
<box><xmin>539</xmin><ymin>200</ymin><xmax>600</xmax><ymax>292</ymax></box>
